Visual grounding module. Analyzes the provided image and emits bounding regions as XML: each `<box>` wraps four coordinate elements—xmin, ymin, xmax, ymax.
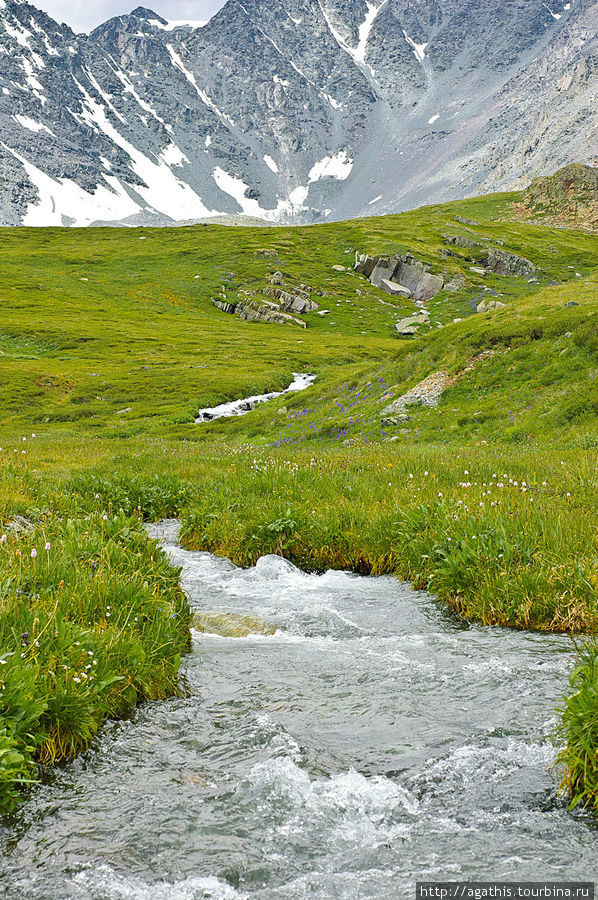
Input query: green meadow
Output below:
<box><xmin>1</xmin><ymin>189</ymin><xmax>597</xmax><ymax>814</ymax></box>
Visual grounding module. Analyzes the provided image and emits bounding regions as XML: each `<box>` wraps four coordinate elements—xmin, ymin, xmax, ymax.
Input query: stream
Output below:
<box><xmin>195</xmin><ymin>374</ymin><xmax>316</xmax><ymax>423</ymax></box>
<box><xmin>0</xmin><ymin>520</ymin><xmax>595</xmax><ymax>899</ymax></box>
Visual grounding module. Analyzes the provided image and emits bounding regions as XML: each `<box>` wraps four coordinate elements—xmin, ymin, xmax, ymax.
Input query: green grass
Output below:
<box><xmin>557</xmin><ymin>641</ymin><xmax>598</xmax><ymax>814</ymax></box>
<box><xmin>1</xmin><ymin>187</ymin><xmax>597</xmax><ymax>814</ymax></box>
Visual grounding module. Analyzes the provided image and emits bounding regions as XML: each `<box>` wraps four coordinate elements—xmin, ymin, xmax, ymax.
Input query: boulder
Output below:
<box><xmin>380</xmin><ymin>279</ymin><xmax>412</xmax><ymax>297</ymax></box>
<box><xmin>476</xmin><ymin>299</ymin><xmax>506</xmax><ymax>313</ymax></box>
<box><xmin>383</xmin><ymin>371</ymin><xmax>454</xmax><ymax>414</ymax></box>
<box><xmin>370</xmin><ymin>257</ymin><xmax>397</xmax><ymax>288</ymax></box>
<box><xmin>445</xmin><ymin>275</ymin><xmax>466</xmax><ymax>293</ymax></box>
<box><xmin>382</xmin><ymin>413</ymin><xmax>411</xmax><ymax>426</ymax></box>
<box><xmin>354</xmin><ymin>253</ymin><xmax>377</xmax><ymax>277</ymax></box>
<box><xmin>395</xmin><ymin>322</ymin><xmax>420</xmax><ymax>336</ymax></box>
<box><xmin>443</xmin><ymin>234</ymin><xmax>480</xmax><ymax>248</ymax></box>
<box><xmin>393</xmin><ymin>258</ymin><xmax>444</xmax><ymax>301</ymax></box>
<box><xmin>395</xmin><ymin>312</ymin><xmax>429</xmax><ymax>336</ymax></box>
<box><xmin>484</xmin><ymin>249</ymin><xmax>536</xmax><ymax>277</ymax></box>
<box><xmin>332</xmin><ymin>265</ymin><xmax>346</xmax><ymax>272</ymax></box>
<box><xmin>469</xmin><ymin>266</ymin><xmax>486</xmax><ymax>276</ymax></box>
<box><xmin>355</xmin><ymin>251</ymin><xmax>444</xmax><ymax>301</ymax></box>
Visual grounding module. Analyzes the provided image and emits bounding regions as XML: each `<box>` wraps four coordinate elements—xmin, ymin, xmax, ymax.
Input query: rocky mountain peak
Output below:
<box><xmin>0</xmin><ymin>0</ymin><xmax>595</xmax><ymax>226</ymax></box>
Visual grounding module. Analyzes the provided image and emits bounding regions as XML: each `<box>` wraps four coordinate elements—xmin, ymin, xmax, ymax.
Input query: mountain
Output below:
<box><xmin>0</xmin><ymin>0</ymin><xmax>596</xmax><ymax>226</ymax></box>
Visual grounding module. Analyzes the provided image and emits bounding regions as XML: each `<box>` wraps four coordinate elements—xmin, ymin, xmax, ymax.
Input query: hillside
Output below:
<box><xmin>0</xmin><ymin>0</ymin><xmax>596</xmax><ymax>225</ymax></box>
<box><xmin>1</xmin><ymin>188</ymin><xmax>597</xmax><ymax>445</ymax></box>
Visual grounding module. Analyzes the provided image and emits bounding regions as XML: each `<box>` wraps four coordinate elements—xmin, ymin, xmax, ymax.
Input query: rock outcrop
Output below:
<box><xmin>395</xmin><ymin>311</ymin><xmax>430</xmax><ymax>336</ymax></box>
<box><xmin>212</xmin><ymin>276</ymin><xmax>318</xmax><ymax>327</ymax></box>
<box><xmin>483</xmin><ymin>249</ymin><xmax>536</xmax><ymax>277</ymax></box>
<box><xmin>514</xmin><ymin>164</ymin><xmax>598</xmax><ymax>232</ymax></box>
<box><xmin>355</xmin><ymin>253</ymin><xmax>444</xmax><ymax>302</ymax></box>
<box><xmin>476</xmin><ymin>299</ymin><xmax>506</xmax><ymax>313</ymax></box>
<box><xmin>382</xmin><ymin>372</ymin><xmax>456</xmax><ymax>422</ymax></box>
<box><xmin>212</xmin><ymin>298</ymin><xmax>307</xmax><ymax>328</ymax></box>
<box><xmin>263</xmin><ymin>287</ymin><xmax>319</xmax><ymax>315</ymax></box>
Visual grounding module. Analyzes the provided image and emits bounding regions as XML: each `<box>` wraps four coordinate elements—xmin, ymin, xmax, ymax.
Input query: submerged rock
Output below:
<box><xmin>192</xmin><ymin>612</ymin><xmax>276</xmax><ymax>637</ymax></box>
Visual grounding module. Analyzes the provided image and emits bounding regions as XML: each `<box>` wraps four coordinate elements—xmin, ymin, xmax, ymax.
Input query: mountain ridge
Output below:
<box><xmin>0</xmin><ymin>0</ymin><xmax>596</xmax><ymax>226</ymax></box>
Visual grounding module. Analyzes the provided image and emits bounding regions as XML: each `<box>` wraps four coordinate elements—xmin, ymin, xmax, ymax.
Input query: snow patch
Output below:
<box><xmin>263</xmin><ymin>154</ymin><xmax>279</xmax><ymax>174</ymax></box>
<box><xmin>403</xmin><ymin>30</ymin><xmax>428</xmax><ymax>63</ymax></box>
<box><xmin>20</xmin><ymin>57</ymin><xmax>46</xmax><ymax>103</ymax></box>
<box><xmin>288</xmin><ymin>185</ymin><xmax>308</xmax><ymax>207</ymax></box>
<box><xmin>13</xmin><ymin>114</ymin><xmax>54</xmax><ymax>136</ymax></box>
<box><xmin>308</xmin><ymin>151</ymin><xmax>353</xmax><ymax>183</ymax></box>
<box><xmin>3</xmin><ymin>143</ymin><xmax>142</xmax><ymax>227</ymax></box>
<box><xmin>149</xmin><ymin>19</ymin><xmax>207</xmax><ymax>31</ymax></box>
<box><xmin>322</xmin><ymin>92</ymin><xmax>342</xmax><ymax>110</ymax></box>
<box><xmin>369</xmin><ymin>194</ymin><xmax>383</xmax><ymax>205</ymax></box>
<box><xmin>319</xmin><ymin>0</ymin><xmax>388</xmax><ymax>73</ymax></box>
<box><xmin>71</xmin><ymin>79</ymin><xmax>218</xmax><ymax>221</ymax></box>
<box><xmin>3</xmin><ymin>17</ymin><xmax>32</xmax><ymax>50</ymax></box>
<box><xmin>160</xmin><ymin>143</ymin><xmax>189</xmax><ymax>167</ymax></box>
<box><xmin>110</xmin><ymin>66</ymin><xmax>168</xmax><ymax>127</ymax></box>
<box><xmin>354</xmin><ymin>2</ymin><xmax>385</xmax><ymax>65</ymax></box>
<box><xmin>84</xmin><ymin>68</ymin><xmax>127</xmax><ymax>124</ymax></box>
<box><xmin>428</xmin><ymin>114</ymin><xmax>440</xmax><ymax>125</ymax></box>
<box><xmin>213</xmin><ymin>168</ymin><xmax>308</xmax><ymax>219</ymax></box>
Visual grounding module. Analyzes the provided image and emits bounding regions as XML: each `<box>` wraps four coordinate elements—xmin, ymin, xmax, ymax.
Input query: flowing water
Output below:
<box><xmin>1</xmin><ymin>521</ymin><xmax>595</xmax><ymax>899</ymax></box>
<box><xmin>195</xmin><ymin>374</ymin><xmax>316</xmax><ymax>423</ymax></box>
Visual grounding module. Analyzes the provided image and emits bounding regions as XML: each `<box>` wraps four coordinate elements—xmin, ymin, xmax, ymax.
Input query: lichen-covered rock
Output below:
<box><xmin>476</xmin><ymin>299</ymin><xmax>506</xmax><ymax>312</ymax></box>
<box><xmin>484</xmin><ymin>249</ymin><xmax>536</xmax><ymax>277</ymax></box>
<box><xmin>395</xmin><ymin>311</ymin><xmax>429</xmax><ymax>335</ymax></box>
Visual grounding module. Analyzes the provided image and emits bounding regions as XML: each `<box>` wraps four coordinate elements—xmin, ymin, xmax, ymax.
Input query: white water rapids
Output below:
<box><xmin>196</xmin><ymin>373</ymin><xmax>316</xmax><ymax>423</ymax></box>
<box><xmin>0</xmin><ymin>521</ymin><xmax>595</xmax><ymax>898</ymax></box>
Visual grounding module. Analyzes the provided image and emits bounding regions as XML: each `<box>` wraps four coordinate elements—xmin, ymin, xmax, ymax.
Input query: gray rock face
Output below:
<box><xmin>0</xmin><ymin>0</ymin><xmax>595</xmax><ymax>226</ymax></box>
<box><xmin>484</xmin><ymin>249</ymin><xmax>536</xmax><ymax>277</ymax></box>
<box><xmin>393</xmin><ymin>258</ymin><xmax>444</xmax><ymax>301</ymax></box>
<box><xmin>380</xmin><ymin>279</ymin><xmax>412</xmax><ymax>297</ymax></box>
<box><xmin>355</xmin><ymin>252</ymin><xmax>444</xmax><ymax>300</ymax></box>
<box><xmin>370</xmin><ymin>258</ymin><xmax>397</xmax><ymax>287</ymax></box>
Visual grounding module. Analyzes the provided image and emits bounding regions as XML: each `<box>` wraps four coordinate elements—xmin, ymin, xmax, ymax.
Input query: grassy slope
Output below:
<box><xmin>1</xmin><ymin>189</ymin><xmax>597</xmax><ymax>813</ymax></box>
